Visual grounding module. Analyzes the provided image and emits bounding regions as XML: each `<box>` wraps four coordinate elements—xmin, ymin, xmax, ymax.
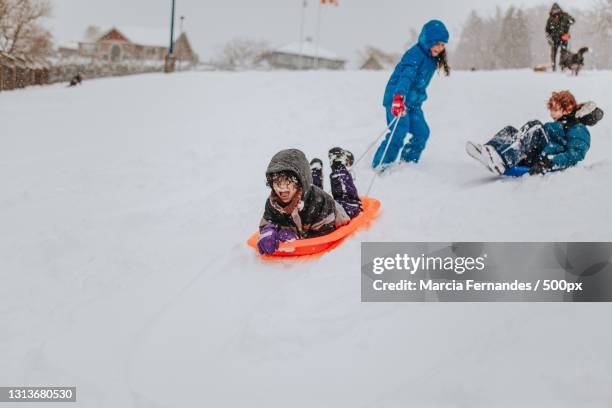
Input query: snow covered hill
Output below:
<box><xmin>1</xmin><ymin>70</ymin><xmax>611</xmax><ymax>407</ymax></box>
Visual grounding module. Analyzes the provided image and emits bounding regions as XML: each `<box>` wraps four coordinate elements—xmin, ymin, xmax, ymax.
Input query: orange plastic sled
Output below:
<box><xmin>247</xmin><ymin>196</ymin><xmax>381</xmax><ymax>258</ymax></box>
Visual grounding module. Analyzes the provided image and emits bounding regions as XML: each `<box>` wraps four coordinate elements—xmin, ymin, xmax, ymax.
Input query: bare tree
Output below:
<box><xmin>0</xmin><ymin>1</ymin><xmax>9</xmax><ymax>22</ymax></box>
<box><xmin>83</xmin><ymin>25</ymin><xmax>102</xmax><ymax>42</ymax></box>
<box><xmin>212</xmin><ymin>38</ymin><xmax>270</xmax><ymax>70</ymax></box>
<box><xmin>0</xmin><ymin>0</ymin><xmax>52</xmax><ymax>58</ymax></box>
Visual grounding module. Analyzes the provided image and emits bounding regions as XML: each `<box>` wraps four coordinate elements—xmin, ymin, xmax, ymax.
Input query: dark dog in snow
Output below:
<box><xmin>560</xmin><ymin>47</ymin><xmax>589</xmax><ymax>76</ymax></box>
<box><xmin>68</xmin><ymin>72</ymin><xmax>84</xmax><ymax>87</ymax></box>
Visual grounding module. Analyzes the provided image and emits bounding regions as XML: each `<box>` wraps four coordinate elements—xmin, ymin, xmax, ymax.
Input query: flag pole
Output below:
<box><xmin>299</xmin><ymin>0</ymin><xmax>307</xmax><ymax>69</ymax></box>
<box><xmin>315</xmin><ymin>0</ymin><xmax>322</xmax><ymax>69</ymax></box>
<box><xmin>169</xmin><ymin>0</ymin><xmax>176</xmax><ymax>55</ymax></box>
<box><xmin>164</xmin><ymin>0</ymin><xmax>177</xmax><ymax>73</ymax></box>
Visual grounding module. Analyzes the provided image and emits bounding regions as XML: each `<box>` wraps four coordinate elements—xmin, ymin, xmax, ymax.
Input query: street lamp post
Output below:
<box><xmin>164</xmin><ymin>0</ymin><xmax>177</xmax><ymax>73</ymax></box>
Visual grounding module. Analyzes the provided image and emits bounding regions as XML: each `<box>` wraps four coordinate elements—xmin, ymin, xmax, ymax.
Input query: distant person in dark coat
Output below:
<box><xmin>545</xmin><ymin>3</ymin><xmax>575</xmax><ymax>71</ymax></box>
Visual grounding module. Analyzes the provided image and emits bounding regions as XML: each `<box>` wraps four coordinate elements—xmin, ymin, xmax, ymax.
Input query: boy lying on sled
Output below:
<box><xmin>467</xmin><ymin>90</ymin><xmax>603</xmax><ymax>176</ymax></box>
<box><xmin>257</xmin><ymin>148</ymin><xmax>363</xmax><ymax>255</ymax></box>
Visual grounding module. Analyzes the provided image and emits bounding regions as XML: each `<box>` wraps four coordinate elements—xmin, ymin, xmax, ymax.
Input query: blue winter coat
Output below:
<box><xmin>383</xmin><ymin>20</ymin><xmax>450</xmax><ymax>108</ymax></box>
<box><xmin>542</xmin><ymin>120</ymin><xmax>590</xmax><ymax>170</ymax></box>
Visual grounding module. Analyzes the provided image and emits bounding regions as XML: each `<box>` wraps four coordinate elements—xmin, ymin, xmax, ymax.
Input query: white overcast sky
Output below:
<box><xmin>49</xmin><ymin>0</ymin><xmax>597</xmax><ymax>61</ymax></box>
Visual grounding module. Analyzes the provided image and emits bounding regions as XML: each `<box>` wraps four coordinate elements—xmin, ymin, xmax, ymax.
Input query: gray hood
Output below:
<box><xmin>266</xmin><ymin>149</ymin><xmax>313</xmax><ymax>194</ymax></box>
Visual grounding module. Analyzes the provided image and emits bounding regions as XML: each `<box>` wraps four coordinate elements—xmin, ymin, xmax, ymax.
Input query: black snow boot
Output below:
<box><xmin>328</xmin><ymin>147</ymin><xmax>355</xmax><ymax>171</ymax></box>
<box><xmin>310</xmin><ymin>158</ymin><xmax>324</xmax><ymax>189</ymax></box>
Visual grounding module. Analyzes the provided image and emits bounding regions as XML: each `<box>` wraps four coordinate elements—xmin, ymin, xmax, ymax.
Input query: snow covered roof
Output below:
<box><xmin>98</xmin><ymin>26</ymin><xmax>170</xmax><ymax>47</ymax></box>
<box><xmin>273</xmin><ymin>41</ymin><xmax>344</xmax><ymax>61</ymax></box>
<box><xmin>57</xmin><ymin>41</ymin><xmax>79</xmax><ymax>50</ymax></box>
<box><xmin>0</xmin><ymin>51</ymin><xmax>17</xmax><ymax>61</ymax></box>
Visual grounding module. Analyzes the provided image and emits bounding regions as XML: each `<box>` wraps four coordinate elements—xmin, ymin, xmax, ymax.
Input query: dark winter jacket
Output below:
<box><xmin>259</xmin><ymin>149</ymin><xmax>350</xmax><ymax>239</ymax></box>
<box><xmin>383</xmin><ymin>20</ymin><xmax>449</xmax><ymax>108</ymax></box>
<box><xmin>545</xmin><ymin>4</ymin><xmax>575</xmax><ymax>42</ymax></box>
<box><xmin>542</xmin><ymin>113</ymin><xmax>590</xmax><ymax>171</ymax></box>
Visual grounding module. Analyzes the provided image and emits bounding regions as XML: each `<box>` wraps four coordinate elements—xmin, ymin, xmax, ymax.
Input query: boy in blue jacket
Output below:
<box><xmin>467</xmin><ymin>91</ymin><xmax>603</xmax><ymax>176</ymax></box>
<box><xmin>372</xmin><ymin>20</ymin><xmax>451</xmax><ymax>169</ymax></box>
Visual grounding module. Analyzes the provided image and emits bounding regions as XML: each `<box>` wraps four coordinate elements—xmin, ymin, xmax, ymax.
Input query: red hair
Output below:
<box><xmin>547</xmin><ymin>91</ymin><xmax>577</xmax><ymax>112</ymax></box>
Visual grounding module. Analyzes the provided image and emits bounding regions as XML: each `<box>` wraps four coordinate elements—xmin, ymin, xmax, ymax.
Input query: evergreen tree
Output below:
<box><xmin>453</xmin><ymin>10</ymin><xmax>486</xmax><ymax>70</ymax></box>
<box><xmin>592</xmin><ymin>0</ymin><xmax>612</xmax><ymax>67</ymax></box>
<box><xmin>514</xmin><ymin>9</ymin><xmax>532</xmax><ymax>68</ymax></box>
<box><xmin>496</xmin><ymin>7</ymin><xmax>532</xmax><ymax>69</ymax></box>
<box><xmin>484</xmin><ymin>7</ymin><xmax>504</xmax><ymax>69</ymax></box>
<box><xmin>496</xmin><ymin>7</ymin><xmax>516</xmax><ymax>68</ymax></box>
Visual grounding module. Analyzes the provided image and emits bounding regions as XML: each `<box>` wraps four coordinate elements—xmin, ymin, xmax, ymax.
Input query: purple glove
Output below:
<box><xmin>278</xmin><ymin>228</ymin><xmax>298</xmax><ymax>243</ymax></box>
<box><xmin>258</xmin><ymin>224</ymin><xmax>279</xmax><ymax>255</ymax></box>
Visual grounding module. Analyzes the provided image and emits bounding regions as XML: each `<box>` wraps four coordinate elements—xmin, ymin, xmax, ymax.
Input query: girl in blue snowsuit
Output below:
<box><xmin>372</xmin><ymin>20</ymin><xmax>450</xmax><ymax>169</ymax></box>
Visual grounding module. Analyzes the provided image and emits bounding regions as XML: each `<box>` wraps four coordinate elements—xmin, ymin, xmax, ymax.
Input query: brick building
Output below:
<box><xmin>73</xmin><ymin>27</ymin><xmax>197</xmax><ymax>64</ymax></box>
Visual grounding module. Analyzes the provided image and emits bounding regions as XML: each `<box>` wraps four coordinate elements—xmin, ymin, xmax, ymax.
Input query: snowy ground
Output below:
<box><xmin>1</xmin><ymin>70</ymin><xmax>611</xmax><ymax>407</ymax></box>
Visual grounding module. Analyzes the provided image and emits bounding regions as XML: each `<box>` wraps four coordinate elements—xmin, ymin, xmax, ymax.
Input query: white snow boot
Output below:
<box><xmin>482</xmin><ymin>144</ymin><xmax>507</xmax><ymax>176</ymax></box>
<box><xmin>466</xmin><ymin>141</ymin><xmax>491</xmax><ymax>171</ymax></box>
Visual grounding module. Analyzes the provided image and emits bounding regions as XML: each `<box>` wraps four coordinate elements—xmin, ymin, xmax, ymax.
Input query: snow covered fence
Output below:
<box><xmin>1</xmin><ymin>54</ymin><xmax>167</xmax><ymax>91</ymax></box>
<box><xmin>0</xmin><ymin>52</ymin><xmax>49</xmax><ymax>91</ymax></box>
<box><xmin>47</xmin><ymin>61</ymin><xmax>166</xmax><ymax>84</ymax></box>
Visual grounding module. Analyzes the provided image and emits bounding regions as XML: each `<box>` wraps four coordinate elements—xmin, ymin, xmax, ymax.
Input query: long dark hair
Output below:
<box><xmin>437</xmin><ymin>49</ymin><xmax>450</xmax><ymax>76</ymax></box>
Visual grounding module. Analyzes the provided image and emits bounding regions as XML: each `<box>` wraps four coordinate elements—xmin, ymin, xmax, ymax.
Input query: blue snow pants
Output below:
<box><xmin>486</xmin><ymin>121</ymin><xmax>548</xmax><ymax>167</ymax></box>
<box><xmin>372</xmin><ymin>105</ymin><xmax>430</xmax><ymax>168</ymax></box>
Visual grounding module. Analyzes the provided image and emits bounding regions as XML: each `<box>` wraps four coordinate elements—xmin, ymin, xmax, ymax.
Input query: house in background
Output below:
<box><xmin>360</xmin><ymin>55</ymin><xmax>384</xmax><ymax>70</ymax></box>
<box><xmin>359</xmin><ymin>49</ymin><xmax>399</xmax><ymax>71</ymax></box>
<box><xmin>57</xmin><ymin>42</ymin><xmax>80</xmax><ymax>59</ymax></box>
<box><xmin>263</xmin><ymin>41</ymin><xmax>345</xmax><ymax>70</ymax></box>
<box><xmin>61</xmin><ymin>26</ymin><xmax>198</xmax><ymax>64</ymax></box>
